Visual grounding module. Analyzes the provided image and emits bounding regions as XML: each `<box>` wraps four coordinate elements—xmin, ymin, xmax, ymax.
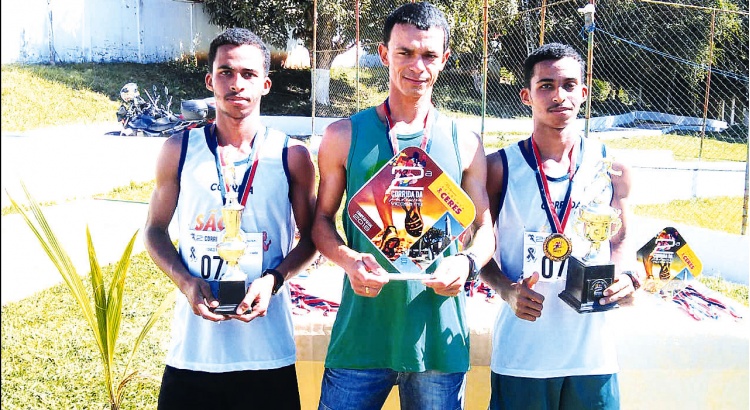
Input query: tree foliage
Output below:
<box><xmin>199</xmin><ymin>0</ymin><xmax>520</xmax><ymax>69</ymax></box>
<box><xmin>197</xmin><ymin>0</ymin><xmax>746</xmax><ymax>118</ymax></box>
<box><xmin>200</xmin><ymin>0</ymin><xmax>308</xmax><ymax>50</ymax></box>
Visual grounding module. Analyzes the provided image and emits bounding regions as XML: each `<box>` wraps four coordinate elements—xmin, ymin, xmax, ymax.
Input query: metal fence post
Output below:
<box><xmin>699</xmin><ymin>9</ymin><xmax>716</xmax><ymax>162</ymax></box>
<box><xmin>355</xmin><ymin>0</ymin><xmax>360</xmax><ymax>113</ymax></box>
<box><xmin>312</xmin><ymin>0</ymin><xmax>318</xmax><ymax>137</ymax></box>
<box><xmin>481</xmin><ymin>0</ymin><xmax>489</xmax><ymax>141</ymax></box>
<box><xmin>580</xmin><ymin>1</ymin><xmax>596</xmax><ymax>139</ymax></box>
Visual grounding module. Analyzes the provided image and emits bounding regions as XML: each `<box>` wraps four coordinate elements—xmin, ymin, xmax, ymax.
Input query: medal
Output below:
<box><xmin>530</xmin><ymin>137</ymin><xmax>582</xmax><ymax>262</ymax></box>
<box><xmin>543</xmin><ymin>232</ymin><xmax>572</xmax><ymax>261</ymax></box>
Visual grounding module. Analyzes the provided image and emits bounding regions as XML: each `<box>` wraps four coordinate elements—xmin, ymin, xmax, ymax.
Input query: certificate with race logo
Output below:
<box><xmin>636</xmin><ymin>226</ymin><xmax>702</xmax><ymax>293</ymax></box>
<box><xmin>347</xmin><ymin>146</ymin><xmax>476</xmax><ymax>279</ymax></box>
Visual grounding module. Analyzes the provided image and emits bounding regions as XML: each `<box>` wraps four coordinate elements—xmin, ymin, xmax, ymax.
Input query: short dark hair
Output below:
<box><xmin>523</xmin><ymin>43</ymin><xmax>585</xmax><ymax>88</ymax></box>
<box><xmin>208</xmin><ymin>28</ymin><xmax>270</xmax><ymax>75</ymax></box>
<box><xmin>383</xmin><ymin>2</ymin><xmax>450</xmax><ymax>52</ymax></box>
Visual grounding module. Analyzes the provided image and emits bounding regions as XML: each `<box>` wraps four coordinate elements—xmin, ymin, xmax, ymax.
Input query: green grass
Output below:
<box><xmin>698</xmin><ymin>275</ymin><xmax>749</xmax><ymax>307</ymax></box>
<box><xmin>1</xmin><ymin>65</ymin><xmax>120</xmax><ymax>132</ymax></box>
<box><xmin>1</xmin><ymin>62</ymin><xmax>311</xmax><ymax>133</ymax></box>
<box><xmin>633</xmin><ymin>196</ymin><xmax>745</xmax><ymax>235</ymax></box>
<box><xmin>604</xmin><ymin>133</ymin><xmax>747</xmax><ymax>162</ymax></box>
<box><xmin>94</xmin><ymin>180</ymin><xmax>156</xmax><ymax>203</ymax></box>
<box><xmin>1</xmin><ymin>199</ymin><xmax>59</xmax><ymax>216</ymax></box>
<box><xmin>1</xmin><ymin>252</ymin><xmax>174</xmax><ymax>409</ymax></box>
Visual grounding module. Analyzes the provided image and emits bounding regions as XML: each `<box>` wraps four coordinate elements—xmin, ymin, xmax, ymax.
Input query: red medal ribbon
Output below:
<box><xmin>531</xmin><ymin>137</ymin><xmax>578</xmax><ymax>233</ymax></box>
<box><xmin>383</xmin><ymin>98</ymin><xmax>432</xmax><ymax>156</ymax></box>
<box><xmin>215</xmin><ymin>126</ymin><xmax>268</xmax><ymax>208</ymax></box>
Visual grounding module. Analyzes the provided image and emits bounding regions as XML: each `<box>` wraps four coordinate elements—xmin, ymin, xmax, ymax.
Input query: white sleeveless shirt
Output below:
<box><xmin>490</xmin><ymin>136</ymin><xmax>619</xmax><ymax>378</ymax></box>
<box><xmin>168</xmin><ymin>126</ymin><xmax>296</xmax><ymax>372</ymax></box>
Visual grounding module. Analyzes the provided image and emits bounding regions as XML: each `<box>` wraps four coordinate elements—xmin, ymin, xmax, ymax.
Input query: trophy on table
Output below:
<box><xmin>559</xmin><ymin>159</ymin><xmax>623</xmax><ymax>313</ymax></box>
<box><xmin>214</xmin><ymin>164</ymin><xmax>249</xmax><ymax>315</ymax></box>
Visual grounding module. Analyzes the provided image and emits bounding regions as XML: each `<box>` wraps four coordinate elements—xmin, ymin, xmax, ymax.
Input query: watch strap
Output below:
<box><xmin>457</xmin><ymin>252</ymin><xmax>479</xmax><ymax>282</ymax></box>
<box><xmin>262</xmin><ymin>268</ymin><xmax>285</xmax><ymax>295</ymax></box>
<box><xmin>622</xmin><ymin>270</ymin><xmax>640</xmax><ymax>291</ymax></box>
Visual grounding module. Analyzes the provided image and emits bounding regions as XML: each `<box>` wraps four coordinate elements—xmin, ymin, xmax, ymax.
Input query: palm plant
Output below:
<box><xmin>6</xmin><ymin>183</ymin><xmax>174</xmax><ymax>410</ymax></box>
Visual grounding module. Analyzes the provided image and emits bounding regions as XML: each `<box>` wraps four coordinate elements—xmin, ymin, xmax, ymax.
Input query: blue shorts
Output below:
<box><xmin>318</xmin><ymin>368</ymin><xmax>467</xmax><ymax>410</ymax></box>
<box><xmin>489</xmin><ymin>372</ymin><xmax>619</xmax><ymax>410</ymax></box>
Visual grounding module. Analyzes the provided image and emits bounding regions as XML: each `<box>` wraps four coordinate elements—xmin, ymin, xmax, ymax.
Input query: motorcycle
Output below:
<box><xmin>116</xmin><ymin>82</ymin><xmax>215</xmax><ymax>137</ymax></box>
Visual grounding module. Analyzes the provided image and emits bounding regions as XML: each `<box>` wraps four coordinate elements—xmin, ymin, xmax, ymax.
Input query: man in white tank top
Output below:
<box><xmin>144</xmin><ymin>28</ymin><xmax>317</xmax><ymax>410</ymax></box>
<box><xmin>482</xmin><ymin>43</ymin><xmax>644</xmax><ymax>409</ymax></box>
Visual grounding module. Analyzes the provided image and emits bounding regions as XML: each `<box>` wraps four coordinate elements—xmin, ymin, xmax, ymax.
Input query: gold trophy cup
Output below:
<box><xmin>214</xmin><ymin>169</ymin><xmax>249</xmax><ymax>315</ymax></box>
<box><xmin>559</xmin><ymin>159</ymin><xmax>623</xmax><ymax>313</ymax></box>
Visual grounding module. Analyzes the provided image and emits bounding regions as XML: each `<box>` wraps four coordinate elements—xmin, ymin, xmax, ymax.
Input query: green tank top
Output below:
<box><xmin>325</xmin><ymin>106</ymin><xmax>471</xmax><ymax>373</ymax></box>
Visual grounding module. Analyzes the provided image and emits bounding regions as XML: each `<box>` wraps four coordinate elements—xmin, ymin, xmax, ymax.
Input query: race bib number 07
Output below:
<box><xmin>187</xmin><ymin>232</ymin><xmax>263</xmax><ymax>281</ymax></box>
<box><xmin>523</xmin><ymin>231</ymin><xmax>567</xmax><ymax>282</ymax></box>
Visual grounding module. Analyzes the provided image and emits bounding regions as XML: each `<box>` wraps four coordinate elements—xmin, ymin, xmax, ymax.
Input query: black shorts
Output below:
<box><xmin>158</xmin><ymin>364</ymin><xmax>301</xmax><ymax>410</ymax></box>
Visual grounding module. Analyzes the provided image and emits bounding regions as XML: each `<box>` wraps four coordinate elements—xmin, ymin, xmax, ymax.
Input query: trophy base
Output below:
<box><xmin>559</xmin><ymin>256</ymin><xmax>618</xmax><ymax>313</ymax></box>
<box><xmin>214</xmin><ymin>280</ymin><xmax>246</xmax><ymax>315</ymax></box>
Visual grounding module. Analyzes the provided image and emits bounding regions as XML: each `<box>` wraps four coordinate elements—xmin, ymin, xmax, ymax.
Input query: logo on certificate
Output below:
<box><xmin>347</xmin><ymin>147</ymin><xmax>476</xmax><ymax>278</ymax></box>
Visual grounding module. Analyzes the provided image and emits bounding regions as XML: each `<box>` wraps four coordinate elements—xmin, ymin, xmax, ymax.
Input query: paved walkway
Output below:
<box><xmin>1</xmin><ymin>121</ymin><xmax>747</xmax><ymax>306</ymax></box>
<box><xmin>1</xmin><ymin>122</ymin><xmax>171</xmax><ymax>305</ymax></box>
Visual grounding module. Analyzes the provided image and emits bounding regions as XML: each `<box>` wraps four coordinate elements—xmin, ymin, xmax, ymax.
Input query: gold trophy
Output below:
<box><xmin>559</xmin><ymin>159</ymin><xmax>623</xmax><ymax>313</ymax></box>
<box><xmin>214</xmin><ymin>165</ymin><xmax>249</xmax><ymax>315</ymax></box>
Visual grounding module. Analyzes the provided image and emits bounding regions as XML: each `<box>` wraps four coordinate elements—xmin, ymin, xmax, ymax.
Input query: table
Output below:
<box><xmin>291</xmin><ymin>267</ymin><xmax>748</xmax><ymax>409</ymax></box>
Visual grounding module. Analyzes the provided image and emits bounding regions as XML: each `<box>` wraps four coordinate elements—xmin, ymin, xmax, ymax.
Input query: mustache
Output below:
<box><xmin>224</xmin><ymin>91</ymin><xmax>247</xmax><ymax>99</ymax></box>
<box><xmin>547</xmin><ymin>103</ymin><xmax>571</xmax><ymax>110</ymax></box>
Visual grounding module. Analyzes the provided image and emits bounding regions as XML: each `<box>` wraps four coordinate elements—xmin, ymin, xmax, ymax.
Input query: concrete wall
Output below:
<box><xmin>1</xmin><ymin>0</ymin><xmax>222</xmax><ymax>64</ymax></box>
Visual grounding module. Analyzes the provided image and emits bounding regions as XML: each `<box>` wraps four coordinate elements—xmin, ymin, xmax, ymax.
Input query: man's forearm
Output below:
<box><xmin>313</xmin><ymin>215</ymin><xmax>358</xmax><ymax>269</ymax></box>
<box><xmin>144</xmin><ymin>228</ymin><xmax>192</xmax><ymax>291</ymax></box>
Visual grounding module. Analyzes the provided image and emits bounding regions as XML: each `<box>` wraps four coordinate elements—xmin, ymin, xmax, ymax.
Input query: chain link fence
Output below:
<box><xmin>311</xmin><ymin>0</ymin><xmax>749</xmax><ymax>234</ymax></box>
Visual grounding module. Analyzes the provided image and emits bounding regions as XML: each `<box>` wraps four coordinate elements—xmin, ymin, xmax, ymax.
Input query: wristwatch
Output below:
<box><xmin>457</xmin><ymin>252</ymin><xmax>480</xmax><ymax>282</ymax></box>
<box><xmin>622</xmin><ymin>270</ymin><xmax>640</xmax><ymax>291</ymax></box>
<box><xmin>261</xmin><ymin>268</ymin><xmax>285</xmax><ymax>295</ymax></box>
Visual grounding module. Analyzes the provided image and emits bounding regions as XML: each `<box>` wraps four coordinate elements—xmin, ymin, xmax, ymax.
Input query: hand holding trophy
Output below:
<box><xmin>559</xmin><ymin>158</ymin><xmax>623</xmax><ymax>313</ymax></box>
<box><xmin>214</xmin><ymin>163</ymin><xmax>249</xmax><ymax>315</ymax></box>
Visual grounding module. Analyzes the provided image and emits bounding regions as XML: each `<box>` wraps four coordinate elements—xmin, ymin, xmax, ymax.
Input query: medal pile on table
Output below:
<box><xmin>671</xmin><ymin>284</ymin><xmax>743</xmax><ymax>322</ymax></box>
<box><xmin>289</xmin><ymin>283</ymin><xmax>340</xmax><ymax>316</ymax></box>
<box><xmin>637</xmin><ymin>226</ymin><xmax>743</xmax><ymax>322</ymax></box>
<box><xmin>464</xmin><ymin>280</ymin><xmax>496</xmax><ymax>301</ymax></box>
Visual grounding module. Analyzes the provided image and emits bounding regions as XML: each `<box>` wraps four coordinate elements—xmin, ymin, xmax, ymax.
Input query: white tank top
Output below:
<box><xmin>490</xmin><ymin>136</ymin><xmax>620</xmax><ymax>378</ymax></box>
<box><xmin>168</xmin><ymin>126</ymin><xmax>296</xmax><ymax>372</ymax></box>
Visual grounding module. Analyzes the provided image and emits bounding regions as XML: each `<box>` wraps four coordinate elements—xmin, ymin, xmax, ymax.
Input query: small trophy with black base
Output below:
<box><xmin>559</xmin><ymin>160</ymin><xmax>623</xmax><ymax>313</ymax></box>
<box><xmin>214</xmin><ymin>168</ymin><xmax>249</xmax><ymax>315</ymax></box>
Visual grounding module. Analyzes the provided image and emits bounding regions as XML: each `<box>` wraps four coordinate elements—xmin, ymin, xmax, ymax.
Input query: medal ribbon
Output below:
<box><xmin>530</xmin><ymin>137</ymin><xmax>581</xmax><ymax>233</ymax></box>
<box><xmin>210</xmin><ymin>124</ymin><xmax>269</xmax><ymax>208</ymax></box>
<box><xmin>383</xmin><ymin>97</ymin><xmax>433</xmax><ymax>155</ymax></box>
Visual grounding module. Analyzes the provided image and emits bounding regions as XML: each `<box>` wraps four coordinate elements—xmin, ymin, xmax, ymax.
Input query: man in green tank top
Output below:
<box><xmin>312</xmin><ymin>2</ymin><xmax>496</xmax><ymax>408</ymax></box>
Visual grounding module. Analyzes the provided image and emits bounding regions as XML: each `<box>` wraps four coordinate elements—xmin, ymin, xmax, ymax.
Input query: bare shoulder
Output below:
<box><xmin>322</xmin><ymin>118</ymin><xmax>352</xmax><ymax>141</ymax></box>
<box><xmin>287</xmin><ymin>137</ymin><xmax>312</xmax><ymax>156</ymax></box>
<box><xmin>155</xmin><ymin>131</ymin><xmax>186</xmax><ymax>171</ymax></box>
<box><xmin>286</xmin><ymin>139</ymin><xmax>314</xmax><ymax>169</ymax></box>
<box><xmin>455</xmin><ymin>124</ymin><xmax>482</xmax><ymax>151</ymax></box>
<box><xmin>610</xmin><ymin>158</ymin><xmax>632</xmax><ymax>198</ymax></box>
<box><xmin>486</xmin><ymin>150</ymin><xmax>505</xmax><ymax>193</ymax></box>
<box><xmin>318</xmin><ymin>118</ymin><xmax>352</xmax><ymax>162</ymax></box>
<box><xmin>163</xmin><ymin>131</ymin><xmax>185</xmax><ymax>151</ymax></box>
<box><xmin>486</xmin><ymin>149</ymin><xmax>504</xmax><ymax>167</ymax></box>
<box><xmin>611</xmin><ymin>158</ymin><xmax>631</xmax><ymax>174</ymax></box>
<box><xmin>453</xmin><ymin>123</ymin><xmax>485</xmax><ymax>172</ymax></box>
